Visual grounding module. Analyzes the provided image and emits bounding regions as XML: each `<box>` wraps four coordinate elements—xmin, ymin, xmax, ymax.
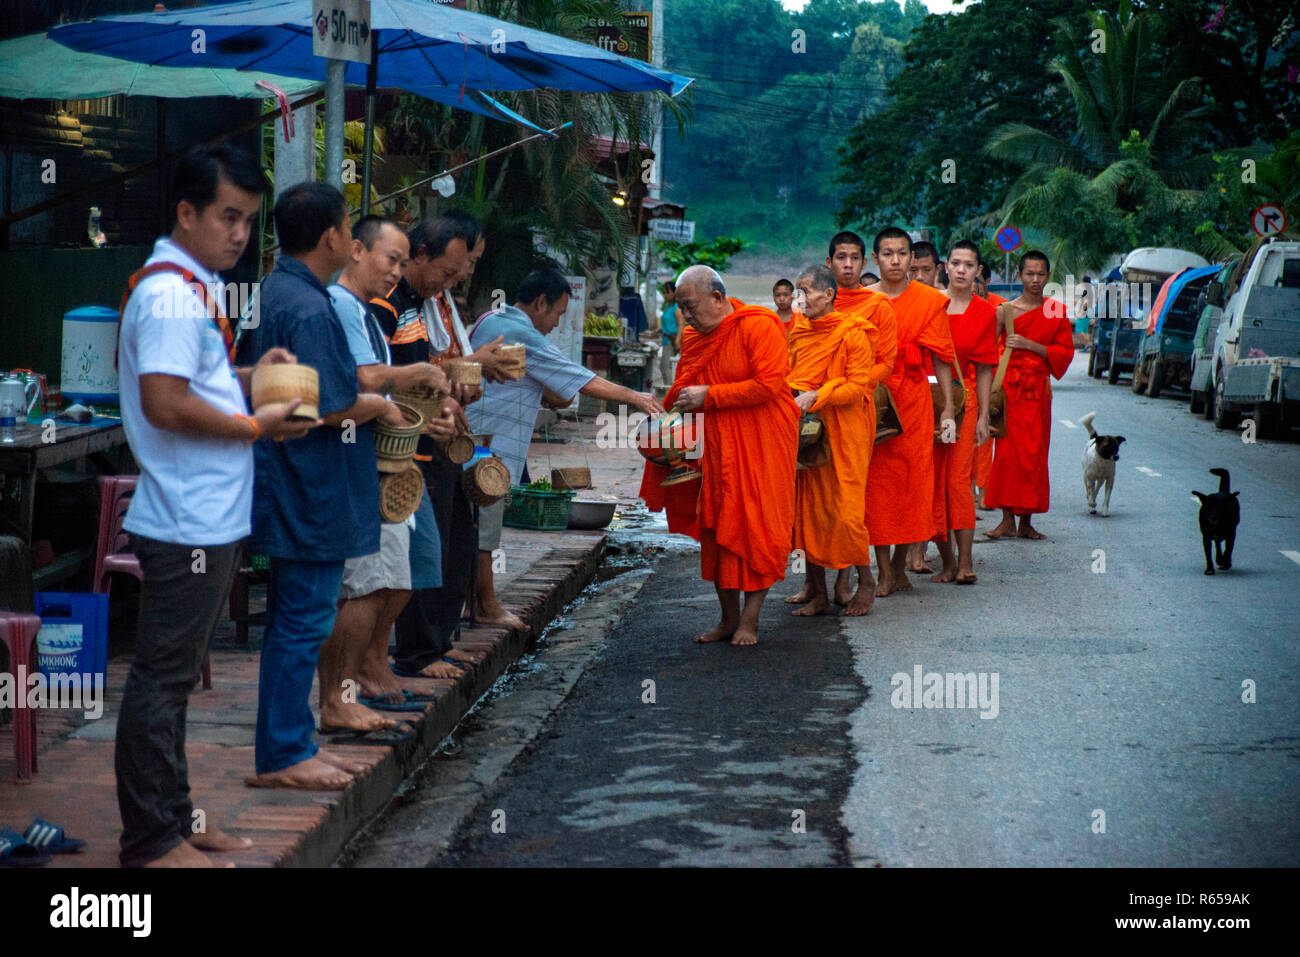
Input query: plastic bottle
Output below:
<box><xmin>88</xmin><ymin>206</ymin><xmax>106</xmax><ymax>248</ymax></box>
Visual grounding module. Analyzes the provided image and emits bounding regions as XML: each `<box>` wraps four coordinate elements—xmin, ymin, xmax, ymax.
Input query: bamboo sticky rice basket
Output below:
<box><xmin>379</xmin><ymin>465</ymin><xmax>424</xmax><ymax>522</ymax></box>
<box><xmin>251</xmin><ymin>363</ymin><xmax>319</xmax><ymax>419</ymax></box>
<box><xmin>374</xmin><ymin>402</ymin><xmax>425</xmax><ymax>472</ymax></box>
<box><xmin>392</xmin><ymin>385</ymin><xmax>446</xmax><ymax>426</ymax></box>
<box><xmin>443</xmin><ymin>358</ymin><xmax>481</xmax><ymax>385</ymax></box>
<box><xmin>498</xmin><ymin>343</ymin><xmax>526</xmax><ymax>380</ymax></box>
<box><xmin>551</xmin><ymin>467</ymin><xmax>592</xmax><ymax>490</ymax></box>
<box><xmin>440</xmin><ymin>432</ymin><xmax>476</xmax><ymax>465</ymax></box>
<box><xmin>462</xmin><ymin>456</ymin><xmax>512</xmax><ymax>507</ymax></box>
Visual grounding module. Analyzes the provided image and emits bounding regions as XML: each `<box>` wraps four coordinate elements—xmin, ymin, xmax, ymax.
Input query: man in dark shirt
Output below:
<box><xmin>236</xmin><ymin>183</ymin><xmax>405</xmax><ymax>790</ymax></box>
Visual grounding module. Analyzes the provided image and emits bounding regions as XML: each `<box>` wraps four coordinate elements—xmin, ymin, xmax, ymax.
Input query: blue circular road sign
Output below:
<box><xmin>995</xmin><ymin>227</ymin><xmax>1021</xmax><ymax>252</ymax></box>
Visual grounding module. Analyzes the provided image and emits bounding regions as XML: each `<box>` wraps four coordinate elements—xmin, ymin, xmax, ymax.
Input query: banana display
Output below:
<box><xmin>583</xmin><ymin>312</ymin><xmax>623</xmax><ymax>337</ymax></box>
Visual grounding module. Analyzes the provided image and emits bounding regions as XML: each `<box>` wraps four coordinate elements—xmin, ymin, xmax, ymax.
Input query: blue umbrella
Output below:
<box><xmin>47</xmin><ymin>0</ymin><xmax>691</xmax><ymax>97</ymax></box>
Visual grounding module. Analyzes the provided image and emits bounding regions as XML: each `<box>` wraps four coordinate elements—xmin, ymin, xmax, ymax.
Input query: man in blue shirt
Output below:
<box><xmin>235</xmin><ymin>183</ymin><xmax>406</xmax><ymax>790</ymax></box>
<box><xmin>468</xmin><ymin>267</ymin><xmax>661</xmax><ymax>623</ymax></box>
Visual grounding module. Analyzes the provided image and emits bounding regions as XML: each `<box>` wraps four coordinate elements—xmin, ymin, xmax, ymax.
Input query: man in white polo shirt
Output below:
<box><xmin>468</xmin><ymin>267</ymin><xmax>661</xmax><ymax>624</ymax></box>
<box><xmin>115</xmin><ymin>143</ymin><xmax>318</xmax><ymax>868</ymax></box>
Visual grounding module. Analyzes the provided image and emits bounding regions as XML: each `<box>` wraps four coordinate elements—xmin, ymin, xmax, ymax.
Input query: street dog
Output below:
<box><xmin>1081</xmin><ymin>412</ymin><xmax>1126</xmax><ymax>516</ymax></box>
<box><xmin>1192</xmin><ymin>468</ymin><xmax>1239</xmax><ymax>575</ymax></box>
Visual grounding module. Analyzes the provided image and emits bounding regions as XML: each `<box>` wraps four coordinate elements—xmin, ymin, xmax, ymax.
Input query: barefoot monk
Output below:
<box><xmin>787</xmin><ymin>265</ymin><xmax>876</xmax><ymax>617</ymax></box>
<box><xmin>984</xmin><ymin>250</ymin><xmax>1075</xmax><ymax>540</ymax></box>
<box><xmin>640</xmin><ymin>265</ymin><xmax>798</xmax><ymax>647</ymax></box>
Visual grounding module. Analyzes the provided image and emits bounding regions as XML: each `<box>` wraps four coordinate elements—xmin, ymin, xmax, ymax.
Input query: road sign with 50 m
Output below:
<box><xmin>314</xmin><ymin>0</ymin><xmax>372</xmax><ymax>63</ymax></box>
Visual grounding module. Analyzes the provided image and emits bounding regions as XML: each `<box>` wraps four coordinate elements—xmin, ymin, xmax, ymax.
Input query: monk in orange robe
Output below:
<box><xmin>811</xmin><ymin>231</ymin><xmax>897</xmax><ymax>609</ymax></box>
<box><xmin>773</xmin><ymin>278</ymin><xmax>797</xmax><ymax>337</ymax></box>
<box><xmin>863</xmin><ymin>227</ymin><xmax>957</xmax><ymax>596</ymax></box>
<box><xmin>640</xmin><ymin>265</ymin><xmax>799</xmax><ymax>647</ymax></box>
<box><xmin>786</xmin><ymin>265</ymin><xmax>875</xmax><ymax>617</ymax></box>
<box><xmin>929</xmin><ymin>241</ymin><xmax>998</xmax><ymax>583</ymax></box>
<box><xmin>972</xmin><ymin>264</ymin><xmax>1006</xmax><ymax>509</ymax></box>
<box><xmin>984</xmin><ymin>251</ymin><xmax>1075</xmax><ymax>540</ymax></box>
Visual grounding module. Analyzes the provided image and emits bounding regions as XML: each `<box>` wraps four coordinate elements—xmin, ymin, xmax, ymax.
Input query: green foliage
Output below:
<box><xmin>655</xmin><ymin>236</ymin><xmax>748</xmax><ymax>274</ymax></box>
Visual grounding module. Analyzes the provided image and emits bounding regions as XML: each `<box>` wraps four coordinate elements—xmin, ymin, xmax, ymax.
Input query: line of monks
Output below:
<box><xmin>640</xmin><ymin>228</ymin><xmax>1075</xmax><ymax>647</ymax></box>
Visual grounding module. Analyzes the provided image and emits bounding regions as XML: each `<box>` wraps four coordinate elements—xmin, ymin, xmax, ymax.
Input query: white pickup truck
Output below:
<box><xmin>1208</xmin><ymin>238</ymin><xmax>1300</xmax><ymax>437</ymax></box>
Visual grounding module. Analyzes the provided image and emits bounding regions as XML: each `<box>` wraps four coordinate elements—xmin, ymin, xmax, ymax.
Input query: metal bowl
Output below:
<box><xmin>567</xmin><ymin>499</ymin><xmax>616</xmax><ymax>530</ymax></box>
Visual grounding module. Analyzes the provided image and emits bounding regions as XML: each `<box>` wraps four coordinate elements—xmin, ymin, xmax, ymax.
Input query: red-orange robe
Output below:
<box><xmin>640</xmin><ymin>299</ymin><xmax>799</xmax><ymax>590</ymax></box>
<box><xmin>788</xmin><ymin>310</ymin><xmax>874</xmax><ymax>569</ymax></box>
<box><xmin>863</xmin><ymin>281</ymin><xmax>955</xmax><ymax>546</ymax></box>
<box><xmin>984</xmin><ymin>298</ymin><xmax>1074</xmax><ymax>515</ymax></box>
<box><xmin>778</xmin><ymin>310</ymin><xmax>800</xmax><ymax>338</ymax></box>
<box><xmin>973</xmin><ymin>294</ymin><xmax>1003</xmax><ymax>489</ymax></box>
<box><xmin>930</xmin><ymin>296</ymin><xmax>998</xmax><ymax>538</ymax></box>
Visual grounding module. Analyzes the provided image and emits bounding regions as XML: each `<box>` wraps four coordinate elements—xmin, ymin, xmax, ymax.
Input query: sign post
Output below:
<box><xmin>648</xmin><ymin>219</ymin><xmax>695</xmax><ymax>243</ymax></box>
<box><xmin>995</xmin><ymin>226</ymin><xmax>1022</xmax><ymax>286</ymax></box>
<box><xmin>313</xmin><ymin>1</ymin><xmax>373</xmax><ymax>193</ymax></box>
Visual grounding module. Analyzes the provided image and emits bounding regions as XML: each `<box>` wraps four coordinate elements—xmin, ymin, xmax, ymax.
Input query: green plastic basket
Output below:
<box><xmin>502</xmin><ymin>486</ymin><xmax>576</xmax><ymax>530</ymax></box>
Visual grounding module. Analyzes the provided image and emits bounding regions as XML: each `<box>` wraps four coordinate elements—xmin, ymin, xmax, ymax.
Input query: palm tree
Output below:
<box><xmin>982</xmin><ymin>2</ymin><xmax>1215</xmax><ymax>273</ymax></box>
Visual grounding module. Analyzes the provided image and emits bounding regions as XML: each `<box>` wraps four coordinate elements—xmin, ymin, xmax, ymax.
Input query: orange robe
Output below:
<box><xmin>973</xmin><ymin>294</ymin><xmax>1004</xmax><ymax>488</ymax></box>
<box><xmin>863</xmin><ymin>281</ymin><xmax>955</xmax><ymax>546</ymax></box>
<box><xmin>931</xmin><ymin>296</ymin><xmax>998</xmax><ymax>538</ymax></box>
<box><xmin>788</xmin><ymin>310</ymin><xmax>874</xmax><ymax>569</ymax></box>
<box><xmin>984</xmin><ymin>298</ymin><xmax>1074</xmax><ymax>515</ymax></box>
<box><xmin>778</xmin><ymin>310</ymin><xmax>800</xmax><ymax>338</ymax></box>
<box><xmin>640</xmin><ymin>299</ymin><xmax>799</xmax><ymax>590</ymax></box>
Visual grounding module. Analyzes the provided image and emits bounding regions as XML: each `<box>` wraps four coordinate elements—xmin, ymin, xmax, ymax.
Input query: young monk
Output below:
<box><xmin>930</xmin><ymin>240</ymin><xmax>998</xmax><ymax>583</ymax></box>
<box><xmin>984</xmin><ymin>250</ymin><xmax>1074</xmax><ymax>540</ymax></box>
<box><xmin>773</xmin><ymin>278</ymin><xmax>797</xmax><ymax>337</ymax></box>
<box><xmin>973</xmin><ymin>262</ymin><xmax>1004</xmax><ymax>509</ymax></box>
<box><xmin>787</xmin><ymin>265</ymin><xmax>875</xmax><ymax>617</ymax></box>
<box><xmin>641</xmin><ymin>264</ymin><xmax>799</xmax><ymax>647</ymax></box>
<box><xmin>862</xmin><ymin>227</ymin><xmax>957</xmax><ymax>596</ymax></box>
<box><xmin>810</xmin><ymin>232</ymin><xmax>896</xmax><ymax>605</ymax></box>
<box><xmin>909</xmin><ymin>241</ymin><xmax>941</xmax><ymax>287</ymax></box>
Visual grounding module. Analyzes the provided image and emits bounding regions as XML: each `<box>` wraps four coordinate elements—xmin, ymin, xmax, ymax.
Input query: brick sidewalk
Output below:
<box><xmin>0</xmin><ymin>419</ymin><xmax>646</xmax><ymax>867</ymax></box>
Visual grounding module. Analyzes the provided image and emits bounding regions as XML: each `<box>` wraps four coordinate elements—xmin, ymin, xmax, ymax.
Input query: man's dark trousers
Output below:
<box><xmin>116</xmin><ymin>536</ymin><xmax>239</xmax><ymax>867</ymax></box>
<box><xmin>393</xmin><ymin>453</ymin><xmax>475</xmax><ymax>672</ymax></box>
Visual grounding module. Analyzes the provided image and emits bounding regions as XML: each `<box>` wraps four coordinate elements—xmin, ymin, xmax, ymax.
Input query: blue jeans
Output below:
<box><xmin>255</xmin><ymin>557</ymin><xmax>345</xmax><ymax>774</ymax></box>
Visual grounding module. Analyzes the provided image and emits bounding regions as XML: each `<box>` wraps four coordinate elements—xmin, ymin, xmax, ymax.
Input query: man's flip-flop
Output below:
<box><xmin>24</xmin><ymin>819</ymin><xmax>85</xmax><ymax>854</ymax></box>
<box><xmin>0</xmin><ymin>830</ymin><xmax>52</xmax><ymax>867</ymax></box>
<box><xmin>358</xmin><ymin>692</ymin><xmax>427</xmax><ymax>712</ymax></box>
<box><xmin>320</xmin><ymin>725</ymin><xmax>415</xmax><ymax>746</ymax></box>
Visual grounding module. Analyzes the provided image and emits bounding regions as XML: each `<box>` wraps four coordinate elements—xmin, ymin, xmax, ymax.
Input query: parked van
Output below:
<box><xmin>1133</xmin><ymin>264</ymin><xmax>1220</xmax><ymax>397</ymax></box>
<box><xmin>1107</xmin><ymin>247</ymin><xmax>1208</xmax><ymax>384</ymax></box>
<box><xmin>1188</xmin><ymin>258</ymin><xmax>1239</xmax><ymax>416</ymax></box>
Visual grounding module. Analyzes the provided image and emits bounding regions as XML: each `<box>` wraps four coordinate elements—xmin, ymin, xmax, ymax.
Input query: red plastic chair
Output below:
<box><xmin>92</xmin><ymin>476</ymin><xmax>211</xmax><ymax>690</ymax></box>
<box><xmin>0</xmin><ymin>611</ymin><xmax>42</xmax><ymax>782</ymax></box>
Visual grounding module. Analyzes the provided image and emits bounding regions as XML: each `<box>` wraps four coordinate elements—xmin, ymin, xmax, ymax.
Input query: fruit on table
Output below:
<box><xmin>584</xmin><ymin>312</ymin><xmax>623</xmax><ymax>336</ymax></box>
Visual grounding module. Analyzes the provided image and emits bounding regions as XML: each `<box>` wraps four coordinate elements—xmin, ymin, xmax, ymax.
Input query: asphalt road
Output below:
<box><xmin>412</xmin><ymin>356</ymin><xmax>1300</xmax><ymax>867</ymax></box>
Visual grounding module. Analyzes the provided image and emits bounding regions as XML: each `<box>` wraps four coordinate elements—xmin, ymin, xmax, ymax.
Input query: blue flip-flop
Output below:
<box><xmin>24</xmin><ymin>819</ymin><xmax>85</xmax><ymax>854</ymax></box>
<box><xmin>358</xmin><ymin>691</ymin><xmax>426</xmax><ymax>712</ymax></box>
<box><xmin>0</xmin><ymin>830</ymin><xmax>52</xmax><ymax>867</ymax></box>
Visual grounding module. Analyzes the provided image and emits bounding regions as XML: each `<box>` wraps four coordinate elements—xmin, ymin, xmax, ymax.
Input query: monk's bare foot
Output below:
<box><xmin>694</xmin><ymin>622</ymin><xmax>736</xmax><ymax>643</ymax></box>
<box><xmin>145</xmin><ymin>841</ymin><xmax>234</xmax><ymax>868</ymax></box>
<box><xmin>316</xmin><ymin>748</ymin><xmax>370</xmax><ymax>774</ymax></box>
<box><xmin>245</xmin><ymin>756</ymin><xmax>351</xmax><ymax>791</ymax></box>
<box><xmin>730</xmin><ymin>627</ymin><xmax>758</xmax><ymax>647</ymax></box>
<box><xmin>906</xmin><ymin>544</ymin><xmax>933</xmax><ymax>574</ymax></box>
<box><xmin>930</xmin><ymin>565</ymin><xmax>957</xmax><ymax>583</ymax></box>
<box><xmin>833</xmin><ymin>569</ymin><xmax>853</xmax><ymax>605</ymax></box>
<box><xmin>984</xmin><ymin>520</ymin><xmax>1016</xmax><ymax>539</ymax></box>
<box><xmin>319</xmin><ymin>701</ymin><xmax>399</xmax><ymax>733</ymax></box>
<box><xmin>444</xmin><ymin>647</ymin><xmax>477</xmax><ymax>663</ymax></box>
<box><xmin>843</xmin><ymin>587</ymin><xmax>874</xmax><ymax>616</ymax></box>
<box><xmin>188</xmin><ymin>826</ymin><xmax>252</xmax><ymax>853</ymax></box>
<box><xmin>1017</xmin><ymin>522</ymin><xmax>1046</xmax><ymax>540</ymax></box>
<box><xmin>784</xmin><ymin>587</ymin><xmax>813</xmax><ymax>605</ymax></box>
<box><xmin>792</xmin><ymin>596</ymin><xmax>830</xmax><ymax>616</ymax></box>
<box><xmin>955</xmin><ymin>567</ymin><xmax>977</xmax><ymax>584</ymax></box>
<box><xmin>890</xmin><ymin>571</ymin><xmax>914</xmax><ymax>593</ymax></box>
<box><xmin>874</xmin><ymin>572</ymin><xmax>893</xmax><ymax>598</ymax></box>
<box><xmin>477</xmin><ymin>601</ymin><xmax>526</xmax><ymax>630</ymax></box>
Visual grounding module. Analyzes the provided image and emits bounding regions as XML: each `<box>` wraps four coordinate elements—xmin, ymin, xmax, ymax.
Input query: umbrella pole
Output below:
<box><xmin>325</xmin><ymin>58</ymin><xmax>345</xmax><ymax>192</ymax></box>
<box><xmin>361</xmin><ymin>31</ymin><xmax>378</xmax><ymax>215</ymax></box>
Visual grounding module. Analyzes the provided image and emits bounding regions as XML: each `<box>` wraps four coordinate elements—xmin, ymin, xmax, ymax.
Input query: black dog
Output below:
<box><xmin>1192</xmin><ymin>468</ymin><xmax>1239</xmax><ymax>575</ymax></box>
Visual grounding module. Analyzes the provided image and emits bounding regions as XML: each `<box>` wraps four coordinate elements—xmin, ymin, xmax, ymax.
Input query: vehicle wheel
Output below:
<box><xmin>1213</xmin><ymin>376</ymin><xmax>1239</xmax><ymax>430</ymax></box>
<box><xmin>1131</xmin><ymin>357</ymin><xmax>1147</xmax><ymax>394</ymax></box>
<box><xmin>1146</xmin><ymin>359</ymin><xmax>1165</xmax><ymax>398</ymax></box>
<box><xmin>1189</xmin><ymin>390</ymin><xmax>1205</xmax><ymax>415</ymax></box>
<box><xmin>1087</xmin><ymin>350</ymin><xmax>1097</xmax><ymax>378</ymax></box>
<box><xmin>1107</xmin><ymin>358</ymin><xmax>1120</xmax><ymax>384</ymax></box>
<box><xmin>1203</xmin><ymin>382</ymin><xmax>1216</xmax><ymax>420</ymax></box>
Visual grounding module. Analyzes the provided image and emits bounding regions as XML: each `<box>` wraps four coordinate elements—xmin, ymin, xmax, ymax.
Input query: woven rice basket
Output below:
<box><xmin>379</xmin><ymin>466</ymin><xmax>424</xmax><ymax>522</ymax></box>
<box><xmin>462</xmin><ymin>456</ymin><xmax>512</xmax><ymax>507</ymax></box>
<box><xmin>251</xmin><ymin>363</ymin><xmax>319</xmax><ymax>419</ymax></box>
<box><xmin>374</xmin><ymin>402</ymin><xmax>424</xmax><ymax>473</ymax></box>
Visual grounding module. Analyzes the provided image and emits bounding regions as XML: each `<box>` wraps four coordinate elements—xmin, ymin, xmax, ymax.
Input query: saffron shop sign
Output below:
<box><xmin>587</xmin><ymin>11</ymin><xmax>652</xmax><ymax>62</ymax></box>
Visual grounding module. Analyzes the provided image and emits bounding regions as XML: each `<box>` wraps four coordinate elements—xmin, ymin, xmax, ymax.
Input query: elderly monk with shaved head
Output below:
<box><xmin>640</xmin><ymin>265</ymin><xmax>799</xmax><ymax>647</ymax></box>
